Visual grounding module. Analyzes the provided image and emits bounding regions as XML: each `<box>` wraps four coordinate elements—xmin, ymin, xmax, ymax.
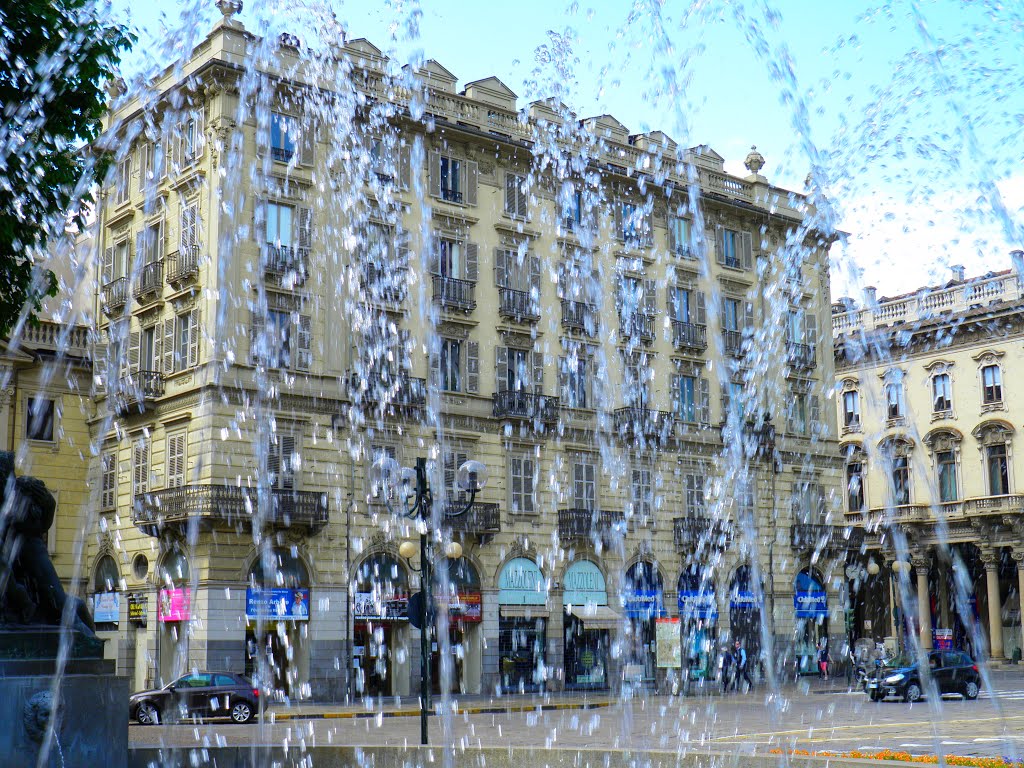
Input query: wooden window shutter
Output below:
<box><xmin>715</xmin><ymin>226</ymin><xmax>725</xmax><ymax>265</ymax></box>
<box><xmin>156</xmin><ymin>218</ymin><xmax>165</xmax><ymax>261</ymax></box>
<box><xmin>613</xmin><ymin>203</ymin><xmax>624</xmax><ymax>242</ymax></box>
<box><xmin>167</xmin><ymin>433</ymin><xmax>185</xmax><ymax>488</ymax></box>
<box><xmin>532</xmin><ymin>350</ymin><xmax>543</xmax><ymax>392</ymax></box>
<box><xmin>494</xmin><ymin>346</ymin><xmax>508</xmax><ymax>393</ymax></box>
<box><xmin>558</xmin><ymin>356</ymin><xmax>568</xmax><ymax>400</ymax></box>
<box><xmin>162</xmin><ymin>318</ymin><xmax>175</xmax><ymax>374</ymax></box>
<box><xmin>465</xmin><ymin>242</ymin><xmax>478</xmax><ymax>281</ymax></box>
<box><xmin>280</xmin><ymin>434</ymin><xmax>296</xmax><ymax>490</ymax></box>
<box><xmin>805</xmin><ymin>311</ymin><xmax>818</xmax><ymax>359</ymax></box>
<box><xmin>429</xmin><ymin>345</ymin><xmax>441</xmax><ymax>388</ymax></box>
<box><xmin>739</xmin><ymin>231</ymin><xmax>753</xmax><ymax>270</ymax></box>
<box><xmin>429</xmin><ymin>235</ymin><xmax>441</xmax><ymax>275</ymax></box>
<box><xmin>695</xmin><ymin>291</ymin><xmax>707</xmax><ymax>325</ymax></box>
<box><xmin>670</xmin><ymin>373</ymin><xmax>681</xmax><ymax>415</ymax></box>
<box><xmin>127</xmin><ymin>331</ymin><xmax>141</xmax><ymax>375</ymax></box>
<box><xmin>444</xmin><ymin>451</ymin><xmax>456</xmax><ymax>498</ymax></box>
<box><xmin>587</xmin><ymin>356</ymin><xmax>599</xmax><ymax>406</ymax></box>
<box><xmin>253</xmin><ymin>199</ymin><xmax>266</xmax><ymax>247</ymax></box>
<box><xmin>152</xmin><ymin>326</ymin><xmax>162</xmax><ymax>374</ymax></box>
<box><xmin>529</xmin><ymin>255</ymin><xmax>541</xmax><ymax>300</ymax></box>
<box><xmin>504</xmin><ymin>173</ymin><xmax>517</xmax><ymax>216</ymax></box>
<box><xmin>133</xmin><ymin>439</ymin><xmax>149</xmax><ymax>495</ymax></box>
<box><xmin>398</xmin><ymin>144</ymin><xmax>412</xmax><ymax>189</ymax></box>
<box><xmin>494</xmin><ymin>248</ymin><xmax>509</xmax><ymax>288</ymax></box>
<box><xmin>464</xmin><ymin>160</ymin><xmax>478</xmax><ymax>205</ymax></box>
<box><xmin>135</xmin><ymin>231</ymin><xmax>145</xmax><ymax>268</ymax></box>
<box><xmin>810</xmin><ymin>394</ymin><xmax>821</xmax><ymax>431</ymax></box>
<box><xmin>395</xmin><ymin>228</ymin><xmax>411</xmax><ymax>269</ymax></box>
<box><xmin>297</xmin><ymin>207</ymin><xmax>313</xmax><ymax>252</ymax></box>
<box><xmin>193</xmin><ymin>107</ymin><xmax>205</xmax><ymax>158</ymax></box>
<box><xmin>466</xmin><ymin>340</ymin><xmax>479</xmax><ymax>394</ymax></box>
<box><xmin>428</xmin><ymin>152</ymin><xmax>442</xmax><ymax>199</ymax></box>
<box><xmin>667</xmin><ymin>284</ymin><xmax>678</xmax><ymax>316</ymax></box>
<box><xmin>643</xmin><ymin>279</ymin><xmax>657</xmax><ymax>315</ymax></box>
<box><xmin>667</xmin><ymin>217</ymin><xmax>678</xmax><ymax>253</ymax></box>
<box><xmin>743</xmin><ymin>301</ymin><xmax>755</xmax><ymax>332</ymax></box>
<box><xmin>516</xmin><ymin>175</ymin><xmax>528</xmax><ymax>219</ymax></box>
<box><xmin>102</xmin><ymin>247</ymin><xmax>114</xmax><ymax>285</ymax></box>
<box><xmin>721</xmin><ymin>383</ymin><xmax>731</xmax><ymax>422</ymax></box>
<box><xmin>249</xmin><ymin>313</ymin><xmax>265</xmax><ymax>365</ymax></box>
<box><xmin>295</xmin><ymin>314</ymin><xmax>312</xmax><ymax>371</ymax></box>
<box><xmin>187</xmin><ymin>309</ymin><xmax>200</xmax><ymax>368</ymax></box>
<box><xmin>299</xmin><ymin>124</ymin><xmax>315</xmax><ymax>166</ymax></box>
<box><xmin>785</xmin><ymin>394</ymin><xmax>796</xmax><ymax>434</ymax></box>
<box><xmin>698</xmin><ymin>377</ymin><xmax>711</xmax><ymax>425</ymax></box>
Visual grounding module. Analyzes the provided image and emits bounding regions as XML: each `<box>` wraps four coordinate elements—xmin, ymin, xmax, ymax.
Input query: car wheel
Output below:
<box><xmin>904</xmin><ymin>682</ymin><xmax>922</xmax><ymax>703</ymax></box>
<box><xmin>230</xmin><ymin>700</ymin><xmax>254</xmax><ymax>724</ymax></box>
<box><xmin>964</xmin><ymin>681</ymin><xmax>980</xmax><ymax>700</ymax></box>
<box><xmin>136</xmin><ymin>701</ymin><xmax>161</xmax><ymax>725</ymax></box>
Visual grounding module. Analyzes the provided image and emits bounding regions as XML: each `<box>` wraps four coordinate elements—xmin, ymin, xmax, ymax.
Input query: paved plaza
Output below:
<box><xmin>131</xmin><ymin>670</ymin><xmax>1024</xmax><ymax>759</ymax></box>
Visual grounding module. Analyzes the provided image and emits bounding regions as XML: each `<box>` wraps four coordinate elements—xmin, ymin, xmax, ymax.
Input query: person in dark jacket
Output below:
<box><xmin>732</xmin><ymin>639</ymin><xmax>753</xmax><ymax>692</ymax></box>
<box><xmin>720</xmin><ymin>645</ymin><xmax>734</xmax><ymax>693</ymax></box>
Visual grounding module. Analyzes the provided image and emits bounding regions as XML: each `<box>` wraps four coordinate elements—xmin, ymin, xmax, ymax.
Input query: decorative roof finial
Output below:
<box><xmin>216</xmin><ymin>0</ymin><xmax>242</xmax><ymax>20</ymax></box>
<box><xmin>744</xmin><ymin>145</ymin><xmax>765</xmax><ymax>176</ymax></box>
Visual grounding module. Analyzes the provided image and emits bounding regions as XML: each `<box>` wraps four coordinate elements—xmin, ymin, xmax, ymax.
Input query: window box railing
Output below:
<box><xmin>133</xmin><ymin>260</ymin><xmax>164</xmax><ymax>300</ymax></box>
<box><xmin>723</xmin><ymin>255</ymin><xmax>741</xmax><ymax>269</ymax></box>
<box><xmin>787</xmin><ymin>342</ymin><xmax>816</xmax><ymax>369</ymax></box>
<box><xmin>133</xmin><ymin>484</ymin><xmax>328</xmax><ymax>536</ymax></box>
<box><xmin>492</xmin><ymin>390</ymin><xmax>559</xmax><ymax>423</ymax></box>
<box><xmin>498</xmin><ymin>287</ymin><xmax>540</xmax><ymax>322</ymax></box>
<box><xmin>620</xmin><ymin>312</ymin><xmax>655</xmax><ymax>343</ymax></box>
<box><xmin>671</xmin><ymin>321</ymin><xmax>707</xmax><ymax>351</ymax></box>
<box><xmin>674</xmin><ymin>516</ymin><xmax>733</xmax><ymax>551</ymax></box>
<box><xmin>432</xmin><ymin>275</ymin><xmax>476</xmax><ymax>311</ymax></box>
<box><xmin>102</xmin><ymin>277</ymin><xmax>128</xmax><ymax>313</ymax></box>
<box><xmin>166</xmin><ymin>246</ymin><xmax>200</xmax><ymax>283</ymax></box>
<box><xmin>613</xmin><ymin>407</ymin><xmax>671</xmax><ymax>442</ymax></box>
<box><xmin>561</xmin><ymin>300</ymin><xmax>598</xmax><ymax>336</ymax></box>
<box><xmin>441</xmin><ymin>501</ymin><xmax>501</xmax><ymax>535</ymax></box>
<box><xmin>265</xmin><ymin>244</ymin><xmax>309</xmax><ymax>280</ymax></box>
<box><xmin>348</xmin><ymin>373</ymin><xmax>426</xmax><ymax>409</ymax></box>
<box><xmin>441</xmin><ymin>188</ymin><xmax>463</xmax><ymax>204</ymax></box>
<box><xmin>271</xmin><ymin>147</ymin><xmax>294</xmax><ymax>163</ymax></box>
<box><xmin>557</xmin><ymin>508</ymin><xmax>625</xmax><ymax>540</ymax></box>
<box><xmin>790</xmin><ymin>523</ymin><xmax>865</xmax><ymax>553</ymax></box>
<box><xmin>361</xmin><ymin>263</ymin><xmax>409</xmax><ymax>306</ymax></box>
<box><xmin>117</xmin><ymin>370</ymin><xmax>165</xmax><ymax>413</ymax></box>
<box><xmin>722</xmin><ymin>329</ymin><xmax>744</xmax><ymax>356</ymax></box>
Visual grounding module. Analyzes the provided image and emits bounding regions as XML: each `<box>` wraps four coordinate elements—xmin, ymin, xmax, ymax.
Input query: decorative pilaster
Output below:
<box><xmin>912</xmin><ymin>554</ymin><xmax>932</xmax><ymax>651</ymax></box>
<box><xmin>980</xmin><ymin>548</ymin><xmax>1004</xmax><ymax>660</ymax></box>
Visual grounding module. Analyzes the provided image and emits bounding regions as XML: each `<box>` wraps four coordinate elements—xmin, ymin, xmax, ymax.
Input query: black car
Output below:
<box><xmin>865</xmin><ymin>650</ymin><xmax>981</xmax><ymax>703</ymax></box>
<box><xmin>130</xmin><ymin>671</ymin><xmax>259</xmax><ymax>724</ymax></box>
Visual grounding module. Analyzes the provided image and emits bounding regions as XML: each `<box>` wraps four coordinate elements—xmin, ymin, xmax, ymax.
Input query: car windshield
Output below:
<box><xmin>884</xmin><ymin>653</ymin><xmax>916</xmax><ymax>669</ymax></box>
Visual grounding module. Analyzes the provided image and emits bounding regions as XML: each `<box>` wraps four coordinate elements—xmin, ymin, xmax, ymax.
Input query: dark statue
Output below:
<box><xmin>0</xmin><ymin>451</ymin><xmax>95</xmax><ymax>635</ymax></box>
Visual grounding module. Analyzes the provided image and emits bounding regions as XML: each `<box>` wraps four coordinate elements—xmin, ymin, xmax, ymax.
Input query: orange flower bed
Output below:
<box><xmin>768</xmin><ymin>749</ymin><xmax>1022</xmax><ymax>768</ymax></box>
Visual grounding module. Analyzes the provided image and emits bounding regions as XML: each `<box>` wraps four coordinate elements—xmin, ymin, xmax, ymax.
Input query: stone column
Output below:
<box><xmin>1015</xmin><ymin>551</ymin><xmax>1024</xmax><ymax>662</ymax></box>
<box><xmin>913</xmin><ymin>555</ymin><xmax>933</xmax><ymax>651</ymax></box>
<box><xmin>981</xmin><ymin>549</ymin><xmax>1004</xmax><ymax>660</ymax></box>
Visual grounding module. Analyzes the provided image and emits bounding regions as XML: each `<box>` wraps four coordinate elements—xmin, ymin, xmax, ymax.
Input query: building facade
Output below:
<box><xmin>85</xmin><ymin>7</ymin><xmax>845</xmax><ymax>701</ymax></box>
<box><xmin>834</xmin><ymin>257</ymin><xmax>1024</xmax><ymax>662</ymax></box>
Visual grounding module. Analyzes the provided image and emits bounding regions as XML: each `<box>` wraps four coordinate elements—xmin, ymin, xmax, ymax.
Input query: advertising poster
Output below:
<box><xmin>157</xmin><ymin>587</ymin><xmax>191</xmax><ymax>622</ymax></box>
<box><xmin>444</xmin><ymin>591</ymin><xmax>482</xmax><ymax>622</ymax></box>
<box><xmin>246</xmin><ymin>587</ymin><xmax>310</xmax><ymax>621</ymax></box>
<box><xmin>93</xmin><ymin>592</ymin><xmax>120</xmax><ymax>623</ymax></box>
<box><xmin>655</xmin><ymin>617</ymin><xmax>682</xmax><ymax>668</ymax></box>
<box><xmin>354</xmin><ymin>591</ymin><xmax>409</xmax><ymax>620</ymax></box>
<box><xmin>934</xmin><ymin>628</ymin><xmax>953</xmax><ymax>650</ymax></box>
<box><xmin>128</xmin><ymin>593</ymin><xmax>147</xmax><ymax>626</ymax></box>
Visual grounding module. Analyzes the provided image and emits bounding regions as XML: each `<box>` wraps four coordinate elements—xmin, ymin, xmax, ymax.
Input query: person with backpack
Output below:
<box><xmin>732</xmin><ymin>639</ymin><xmax>753</xmax><ymax>693</ymax></box>
<box><xmin>818</xmin><ymin>641</ymin><xmax>830</xmax><ymax>681</ymax></box>
<box><xmin>720</xmin><ymin>644</ymin><xmax>734</xmax><ymax>694</ymax></box>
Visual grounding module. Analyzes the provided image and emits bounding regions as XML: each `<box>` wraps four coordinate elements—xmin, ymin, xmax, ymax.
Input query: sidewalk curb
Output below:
<box><xmin>268</xmin><ymin>700</ymin><xmax>616</xmax><ymax>722</ymax></box>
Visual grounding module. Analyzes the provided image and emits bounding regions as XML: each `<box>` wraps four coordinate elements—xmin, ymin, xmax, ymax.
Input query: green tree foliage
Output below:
<box><xmin>0</xmin><ymin>0</ymin><xmax>133</xmax><ymax>335</ymax></box>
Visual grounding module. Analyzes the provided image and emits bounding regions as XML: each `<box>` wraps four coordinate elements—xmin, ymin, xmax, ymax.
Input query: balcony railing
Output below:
<box><xmin>965</xmin><ymin>494</ymin><xmax>1024</xmax><ymax>511</ymax></box>
<box><xmin>722</xmin><ymin>329</ymin><xmax>744</xmax><ymax>356</ymax></box>
<box><xmin>674</xmin><ymin>516</ymin><xmax>733</xmax><ymax>551</ymax></box>
<box><xmin>132</xmin><ymin>260</ymin><xmax>164</xmax><ymax>300</ymax></box>
<box><xmin>133</xmin><ymin>485</ymin><xmax>328</xmax><ymax>536</ymax></box>
<box><xmin>498</xmin><ymin>287</ymin><xmax>540</xmax><ymax>322</ymax></box>
<box><xmin>441</xmin><ymin>188</ymin><xmax>463</xmax><ymax>204</ymax></box>
<box><xmin>432</xmin><ymin>275</ymin><xmax>476</xmax><ymax>311</ymax></box>
<box><xmin>265</xmin><ymin>245</ymin><xmax>309</xmax><ymax>281</ymax></box>
<box><xmin>671</xmin><ymin>321</ymin><xmax>707</xmax><ymax>351</ymax></box>
<box><xmin>102</xmin><ymin>277</ymin><xmax>128</xmax><ymax>313</ymax></box>
<box><xmin>361</xmin><ymin>264</ymin><xmax>408</xmax><ymax>306</ymax></box>
<box><xmin>791</xmin><ymin>523</ymin><xmax>865</xmax><ymax>553</ymax></box>
<box><xmin>348</xmin><ymin>374</ymin><xmax>426</xmax><ymax>410</ymax></box>
<box><xmin>17</xmin><ymin>321</ymin><xmax>89</xmax><ymax>354</ymax></box>
<box><xmin>441</xmin><ymin>501</ymin><xmax>501</xmax><ymax>535</ymax></box>
<box><xmin>492</xmin><ymin>390</ymin><xmax>559</xmax><ymax>423</ymax></box>
<box><xmin>561</xmin><ymin>300</ymin><xmax>598</xmax><ymax>336</ymax></box>
<box><xmin>613</xmin><ymin>407</ymin><xmax>671</xmax><ymax>442</ymax></box>
<box><xmin>116</xmin><ymin>370</ymin><xmax>165</xmax><ymax>413</ymax></box>
<box><xmin>166</xmin><ymin>246</ymin><xmax>200</xmax><ymax>283</ymax></box>
<box><xmin>271</xmin><ymin>146</ymin><xmax>294</xmax><ymax>163</ymax></box>
<box><xmin>787</xmin><ymin>342</ymin><xmax>816</xmax><ymax>369</ymax></box>
<box><xmin>558</xmin><ymin>508</ymin><xmax>626</xmax><ymax>540</ymax></box>
<box><xmin>620</xmin><ymin>313</ymin><xmax>655</xmax><ymax>343</ymax></box>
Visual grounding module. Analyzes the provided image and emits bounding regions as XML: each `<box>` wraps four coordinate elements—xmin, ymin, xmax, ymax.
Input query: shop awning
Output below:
<box><xmin>567</xmin><ymin>605</ymin><xmax>621</xmax><ymax>630</ymax></box>
<box><xmin>499</xmin><ymin>605</ymin><xmax>549</xmax><ymax>618</ymax></box>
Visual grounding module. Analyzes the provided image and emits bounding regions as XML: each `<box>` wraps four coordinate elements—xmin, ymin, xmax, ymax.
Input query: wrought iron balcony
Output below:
<box><xmin>492</xmin><ymin>390</ymin><xmax>559</xmax><ymax>423</ymax></box>
<box><xmin>441</xmin><ymin>501</ymin><xmax>501</xmax><ymax>535</ymax></box>
<box><xmin>348</xmin><ymin>373</ymin><xmax>426</xmax><ymax>411</ymax></box>
<box><xmin>432</xmin><ymin>275</ymin><xmax>476</xmax><ymax>311</ymax></box>
<box><xmin>722</xmin><ymin>329</ymin><xmax>744</xmax><ymax>356</ymax></box>
<box><xmin>671</xmin><ymin>321</ymin><xmax>707</xmax><ymax>351</ymax></box>
<box><xmin>620</xmin><ymin>313</ymin><xmax>655</xmax><ymax>343</ymax></box>
<box><xmin>116</xmin><ymin>370</ymin><xmax>164</xmax><ymax>413</ymax></box>
<box><xmin>613</xmin><ymin>406</ymin><xmax>671</xmax><ymax>442</ymax></box>
<box><xmin>561</xmin><ymin>300</ymin><xmax>598</xmax><ymax>336</ymax></box>
<box><xmin>790</xmin><ymin>523</ymin><xmax>865</xmax><ymax>553</ymax></box>
<box><xmin>132</xmin><ymin>260</ymin><xmax>164</xmax><ymax>300</ymax></box>
<box><xmin>787</xmin><ymin>342</ymin><xmax>816</xmax><ymax>369</ymax></box>
<box><xmin>102</xmin><ymin>277</ymin><xmax>128</xmax><ymax>314</ymax></box>
<box><xmin>558</xmin><ymin>508</ymin><xmax>626</xmax><ymax>541</ymax></box>
<box><xmin>133</xmin><ymin>484</ymin><xmax>328</xmax><ymax>537</ymax></box>
<box><xmin>166</xmin><ymin>246</ymin><xmax>200</xmax><ymax>284</ymax></box>
<box><xmin>674</xmin><ymin>516</ymin><xmax>734</xmax><ymax>551</ymax></box>
<box><xmin>498</xmin><ymin>287</ymin><xmax>540</xmax><ymax>322</ymax></box>
<box><xmin>264</xmin><ymin>244</ymin><xmax>309</xmax><ymax>282</ymax></box>
<box><xmin>361</xmin><ymin>263</ymin><xmax>408</xmax><ymax>307</ymax></box>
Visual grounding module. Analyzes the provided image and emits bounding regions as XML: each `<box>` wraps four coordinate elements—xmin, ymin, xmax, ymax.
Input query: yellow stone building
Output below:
<box><xmin>834</xmin><ymin>257</ymin><xmax>1024</xmax><ymax>662</ymax></box>
<box><xmin>85</xmin><ymin>7</ymin><xmax>845</xmax><ymax>701</ymax></box>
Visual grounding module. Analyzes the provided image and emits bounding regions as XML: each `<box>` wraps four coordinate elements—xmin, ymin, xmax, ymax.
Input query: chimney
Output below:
<box><xmin>863</xmin><ymin>286</ymin><xmax>877</xmax><ymax>305</ymax></box>
<box><xmin>1011</xmin><ymin>250</ymin><xmax>1024</xmax><ymax>278</ymax></box>
<box><xmin>950</xmin><ymin>264</ymin><xmax>965</xmax><ymax>282</ymax></box>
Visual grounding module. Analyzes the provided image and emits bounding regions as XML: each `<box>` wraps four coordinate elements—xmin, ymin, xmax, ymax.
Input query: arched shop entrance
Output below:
<box><xmin>794</xmin><ymin>567</ymin><xmax>829</xmax><ymax>674</ymax></box>
<box><xmin>245</xmin><ymin>548</ymin><xmax>310</xmax><ymax>698</ymax></box>
<box><xmin>678</xmin><ymin>564</ymin><xmax>718</xmax><ymax>680</ymax></box>
<box><xmin>353</xmin><ymin>553</ymin><xmax>410</xmax><ymax>697</ymax></box>
<box><xmin>728</xmin><ymin>564</ymin><xmax>762</xmax><ymax>663</ymax></box>
<box><xmin>622</xmin><ymin>561</ymin><xmax>665</xmax><ymax>686</ymax></box>
<box><xmin>431</xmin><ymin>557</ymin><xmax>483</xmax><ymax>694</ymax></box>
<box><xmin>92</xmin><ymin>554</ymin><xmax>122</xmax><ymax>631</ymax></box>
<box><xmin>563</xmin><ymin>560</ymin><xmax>616</xmax><ymax>690</ymax></box>
<box><xmin>156</xmin><ymin>547</ymin><xmax>191</xmax><ymax>685</ymax></box>
<box><xmin>497</xmin><ymin>557</ymin><xmax>547</xmax><ymax>693</ymax></box>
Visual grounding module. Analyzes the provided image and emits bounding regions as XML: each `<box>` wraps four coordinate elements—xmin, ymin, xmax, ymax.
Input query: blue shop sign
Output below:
<box><xmin>794</xmin><ymin>590</ymin><xmax>828</xmax><ymax>618</ymax></box>
<box><xmin>246</xmin><ymin>587</ymin><xmax>310</xmax><ymax>621</ymax></box>
<box><xmin>729</xmin><ymin>590</ymin><xmax>763</xmax><ymax>611</ymax></box>
<box><xmin>623</xmin><ymin>589</ymin><xmax>665</xmax><ymax>620</ymax></box>
<box><xmin>678</xmin><ymin>590</ymin><xmax>718</xmax><ymax>621</ymax></box>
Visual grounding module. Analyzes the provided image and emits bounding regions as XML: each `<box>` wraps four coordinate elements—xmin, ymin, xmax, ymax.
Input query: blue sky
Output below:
<box><xmin>108</xmin><ymin>0</ymin><xmax>1024</xmax><ymax>297</ymax></box>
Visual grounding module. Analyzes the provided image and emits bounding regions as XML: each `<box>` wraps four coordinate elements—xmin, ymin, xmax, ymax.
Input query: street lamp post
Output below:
<box><xmin>372</xmin><ymin>455</ymin><xmax>488</xmax><ymax>746</ymax></box>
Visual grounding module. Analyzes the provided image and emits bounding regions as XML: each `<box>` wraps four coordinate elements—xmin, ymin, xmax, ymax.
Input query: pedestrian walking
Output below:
<box><xmin>817</xmin><ymin>641</ymin><xmax>830</xmax><ymax>681</ymax></box>
<box><xmin>732</xmin><ymin>639</ymin><xmax>753</xmax><ymax>693</ymax></box>
<box><xmin>720</xmin><ymin>644</ymin><xmax>734</xmax><ymax>694</ymax></box>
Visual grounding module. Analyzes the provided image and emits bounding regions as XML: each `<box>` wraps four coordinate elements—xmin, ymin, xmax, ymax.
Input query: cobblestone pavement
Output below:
<box><xmin>130</xmin><ymin>672</ymin><xmax>1024</xmax><ymax>759</ymax></box>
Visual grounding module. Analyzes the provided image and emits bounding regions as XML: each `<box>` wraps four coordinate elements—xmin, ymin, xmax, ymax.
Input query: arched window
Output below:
<box><xmin>158</xmin><ymin>547</ymin><xmax>190</xmax><ymax>588</ymax></box>
<box><xmin>249</xmin><ymin>547</ymin><xmax>310</xmax><ymax>588</ymax></box>
<box><xmin>923</xmin><ymin>428</ymin><xmax>963</xmax><ymax>503</ymax></box>
<box><xmin>880</xmin><ymin>438</ymin><xmax>913</xmax><ymax>506</ymax></box>
<box><xmin>880</xmin><ymin>370</ymin><xmax>906</xmax><ymax>424</ymax></box>
<box><xmin>94</xmin><ymin>554</ymin><xmax>120</xmax><ymax>593</ymax></box>
<box><xmin>924</xmin><ymin>360</ymin><xmax>955</xmax><ymax>417</ymax></box>
<box><xmin>973</xmin><ymin>421</ymin><xmax>1014</xmax><ymax>497</ymax></box>
<box><xmin>974</xmin><ymin>350</ymin><xmax>1006</xmax><ymax>412</ymax></box>
<box><xmin>842</xmin><ymin>444</ymin><xmax>866</xmax><ymax>513</ymax></box>
<box><xmin>839</xmin><ymin>379</ymin><xmax>861</xmax><ymax>433</ymax></box>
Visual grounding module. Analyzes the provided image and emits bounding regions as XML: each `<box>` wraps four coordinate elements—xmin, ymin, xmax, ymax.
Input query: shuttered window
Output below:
<box><xmin>250</xmin><ymin>311</ymin><xmax>311</xmax><ymax>371</ymax></box>
<box><xmin>668</xmin><ymin>216</ymin><xmax>693</xmax><ymax>258</ymax></box>
<box><xmin>267</xmin><ymin>433</ymin><xmax>297</xmax><ymax>491</ymax></box>
<box><xmin>180</xmin><ymin>203</ymin><xmax>200</xmax><ymax>252</ymax></box>
<box><xmin>559</xmin><ymin>354</ymin><xmax>595</xmax><ymax>409</ymax></box>
<box><xmin>100</xmin><ymin>451</ymin><xmax>117</xmax><ymax>511</ymax></box>
<box><xmin>115</xmin><ymin>155</ymin><xmax>131</xmax><ymax>204</ymax></box>
<box><xmin>630</xmin><ymin>462</ymin><xmax>653</xmax><ymax>518</ymax></box>
<box><xmin>509</xmin><ymin>451</ymin><xmax>537</xmax><ymax>514</ymax></box>
<box><xmin>504</xmin><ymin>172</ymin><xmax>529</xmax><ymax>219</ymax></box>
<box><xmin>132</xmin><ymin>437</ymin><xmax>150</xmax><ymax>497</ymax></box>
<box><xmin>572</xmin><ymin>456</ymin><xmax>597</xmax><ymax>510</ymax></box>
<box><xmin>444</xmin><ymin>449</ymin><xmax>470</xmax><ymax>504</ymax></box>
<box><xmin>684</xmin><ymin>474</ymin><xmax>706</xmax><ymax>515</ymax></box>
<box><xmin>166</xmin><ymin>432</ymin><xmax>186</xmax><ymax>488</ymax></box>
<box><xmin>716</xmin><ymin>226</ymin><xmax>754</xmax><ymax>270</ymax></box>
<box><xmin>428</xmin><ymin>152</ymin><xmax>478</xmax><ymax>205</ymax></box>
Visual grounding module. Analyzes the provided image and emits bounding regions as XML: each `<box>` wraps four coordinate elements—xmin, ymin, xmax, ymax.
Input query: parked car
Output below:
<box><xmin>865</xmin><ymin>650</ymin><xmax>981</xmax><ymax>703</ymax></box>
<box><xmin>130</xmin><ymin>671</ymin><xmax>259</xmax><ymax>724</ymax></box>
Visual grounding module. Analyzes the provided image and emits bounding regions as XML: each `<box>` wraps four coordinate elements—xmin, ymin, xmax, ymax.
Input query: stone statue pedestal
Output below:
<box><xmin>0</xmin><ymin>628</ymin><xmax>128</xmax><ymax>768</ymax></box>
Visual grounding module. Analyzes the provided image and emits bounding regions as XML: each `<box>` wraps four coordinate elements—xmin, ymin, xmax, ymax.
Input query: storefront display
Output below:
<box><xmin>127</xmin><ymin>593</ymin><xmax>147</xmax><ymax>627</ymax></box>
<box><xmin>498</xmin><ymin>558</ymin><xmax>547</xmax><ymax>692</ymax></box>
<box><xmin>563</xmin><ymin>560</ymin><xmax>615</xmax><ymax>689</ymax></box>
<box><xmin>678</xmin><ymin>566</ymin><xmax>718</xmax><ymax>679</ymax></box>
<box><xmin>729</xmin><ymin>565</ymin><xmax>763</xmax><ymax>660</ymax></box>
<box><xmin>622</xmin><ymin>561</ymin><xmax>664</xmax><ymax>684</ymax></box>
<box><xmin>794</xmin><ymin>568</ymin><xmax>828</xmax><ymax>673</ymax></box>
<box><xmin>431</xmin><ymin>557</ymin><xmax>483</xmax><ymax>694</ymax></box>
<box><xmin>352</xmin><ymin>553</ymin><xmax>410</xmax><ymax>697</ymax></box>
